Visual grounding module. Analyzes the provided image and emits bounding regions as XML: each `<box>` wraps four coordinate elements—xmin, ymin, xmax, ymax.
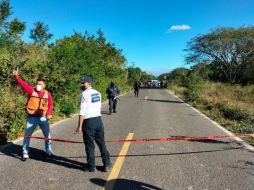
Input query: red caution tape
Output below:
<box><xmin>0</xmin><ymin>132</ymin><xmax>83</xmax><ymax>143</ymax></box>
<box><xmin>0</xmin><ymin>132</ymin><xmax>253</xmax><ymax>144</ymax></box>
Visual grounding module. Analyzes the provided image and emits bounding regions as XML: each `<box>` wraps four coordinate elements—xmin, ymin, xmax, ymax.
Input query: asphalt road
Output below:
<box><xmin>0</xmin><ymin>89</ymin><xmax>254</xmax><ymax>190</ymax></box>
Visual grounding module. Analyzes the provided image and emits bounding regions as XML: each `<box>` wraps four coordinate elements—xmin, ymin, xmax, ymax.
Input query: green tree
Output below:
<box><xmin>167</xmin><ymin>67</ymin><xmax>189</xmax><ymax>85</ymax></box>
<box><xmin>240</xmin><ymin>58</ymin><xmax>254</xmax><ymax>84</ymax></box>
<box><xmin>9</xmin><ymin>18</ymin><xmax>26</xmax><ymax>36</ymax></box>
<box><xmin>0</xmin><ymin>0</ymin><xmax>11</xmax><ymax>27</ymax></box>
<box><xmin>140</xmin><ymin>71</ymin><xmax>155</xmax><ymax>82</ymax></box>
<box><xmin>190</xmin><ymin>63</ymin><xmax>213</xmax><ymax>81</ymax></box>
<box><xmin>30</xmin><ymin>21</ymin><xmax>53</xmax><ymax>46</ymax></box>
<box><xmin>0</xmin><ymin>0</ymin><xmax>13</xmax><ymax>48</ymax></box>
<box><xmin>127</xmin><ymin>67</ymin><xmax>142</xmax><ymax>85</ymax></box>
<box><xmin>8</xmin><ymin>18</ymin><xmax>26</xmax><ymax>44</ymax></box>
<box><xmin>185</xmin><ymin>27</ymin><xmax>254</xmax><ymax>83</ymax></box>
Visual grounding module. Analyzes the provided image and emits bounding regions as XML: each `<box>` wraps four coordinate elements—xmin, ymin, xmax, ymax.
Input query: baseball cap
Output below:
<box><xmin>80</xmin><ymin>75</ymin><xmax>93</xmax><ymax>83</ymax></box>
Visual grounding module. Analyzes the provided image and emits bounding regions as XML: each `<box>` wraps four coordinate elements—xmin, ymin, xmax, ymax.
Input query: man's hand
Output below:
<box><xmin>75</xmin><ymin>115</ymin><xmax>84</xmax><ymax>135</ymax></box>
<box><xmin>12</xmin><ymin>68</ymin><xmax>19</xmax><ymax>76</ymax></box>
<box><xmin>75</xmin><ymin>126</ymin><xmax>82</xmax><ymax>135</ymax></box>
<box><xmin>47</xmin><ymin>115</ymin><xmax>52</xmax><ymax>120</ymax></box>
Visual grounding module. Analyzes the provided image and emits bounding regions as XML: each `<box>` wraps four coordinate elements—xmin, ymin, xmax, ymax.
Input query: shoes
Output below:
<box><xmin>87</xmin><ymin>167</ymin><xmax>96</xmax><ymax>172</ymax></box>
<box><xmin>82</xmin><ymin>166</ymin><xmax>96</xmax><ymax>172</ymax></box>
<box><xmin>22</xmin><ymin>151</ymin><xmax>29</xmax><ymax>161</ymax></box>
<box><xmin>103</xmin><ymin>163</ymin><xmax>112</xmax><ymax>172</ymax></box>
<box><xmin>113</xmin><ymin>110</ymin><xmax>117</xmax><ymax>113</ymax></box>
<box><xmin>46</xmin><ymin>151</ymin><xmax>55</xmax><ymax>159</ymax></box>
<box><xmin>108</xmin><ymin>111</ymin><xmax>112</xmax><ymax>115</ymax></box>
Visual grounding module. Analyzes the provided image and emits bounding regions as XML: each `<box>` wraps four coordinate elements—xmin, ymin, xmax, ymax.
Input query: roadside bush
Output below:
<box><xmin>219</xmin><ymin>104</ymin><xmax>253</xmax><ymax>122</ymax></box>
<box><xmin>0</xmin><ymin>86</ymin><xmax>26</xmax><ymax>143</ymax></box>
<box><xmin>190</xmin><ymin>63</ymin><xmax>213</xmax><ymax>81</ymax></box>
<box><xmin>59</xmin><ymin>103</ymin><xmax>77</xmax><ymax>117</ymax></box>
<box><xmin>183</xmin><ymin>73</ymin><xmax>204</xmax><ymax>102</ymax></box>
<box><xmin>227</xmin><ymin>120</ymin><xmax>254</xmax><ymax>136</ymax></box>
<box><xmin>0</xmin><ymin>48</ymin><xmax>14</xmax><ymax>84</ymax></box>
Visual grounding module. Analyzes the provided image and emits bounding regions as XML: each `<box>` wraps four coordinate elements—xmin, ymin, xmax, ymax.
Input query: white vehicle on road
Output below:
<box><xmin>149</xmin><ymin>80</ymin><xmax>160</xmax><ymax>88</ymax></box>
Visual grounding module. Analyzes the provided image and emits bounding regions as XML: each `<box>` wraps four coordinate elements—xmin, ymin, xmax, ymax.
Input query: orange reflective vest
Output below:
<box><xmin>26</xmin><ymin>90</ymin><xmax>49</xmax><ymax>116</ymax></box>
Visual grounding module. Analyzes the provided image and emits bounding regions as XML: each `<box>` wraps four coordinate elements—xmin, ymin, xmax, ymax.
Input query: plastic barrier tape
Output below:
<box><xmin>0</xmin><ymin>132</ymin><xmax>253</xmax><ymax>144</ymax></box>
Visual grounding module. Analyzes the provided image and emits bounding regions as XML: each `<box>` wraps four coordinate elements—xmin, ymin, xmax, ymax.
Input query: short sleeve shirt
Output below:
<box><xmin>79</xmin><ymin>87</ymin><xmax>101</xmax><ymax>119</ymax></box>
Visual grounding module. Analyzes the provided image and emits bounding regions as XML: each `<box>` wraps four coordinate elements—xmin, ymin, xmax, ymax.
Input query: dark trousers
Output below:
<box><xmin>134</xmin><ymin>89</ymin><xmax>139</xmax><ymax>97</ymax></box>
<box><xmin>108</xmin><ymin>98</ymin><xmax>117</xmax><ymax>112</ymax></box>
<box><xmin>82</xmin><ymin>117</ymin><xmax>110</xmax><ymax>168</ymax></box>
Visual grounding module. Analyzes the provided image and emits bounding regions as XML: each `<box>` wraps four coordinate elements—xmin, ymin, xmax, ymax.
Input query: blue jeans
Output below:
<box><xmin>23</xmin><ymin>116</ymin><xmax>52</xmax><ymax>154</ymax></box>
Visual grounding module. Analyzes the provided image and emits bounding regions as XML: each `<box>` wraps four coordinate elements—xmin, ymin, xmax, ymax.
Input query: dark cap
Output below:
<box><xmin>80</xmin><ymin>75</ymin><xmax>93</xmax><ymax>83</ymax></box>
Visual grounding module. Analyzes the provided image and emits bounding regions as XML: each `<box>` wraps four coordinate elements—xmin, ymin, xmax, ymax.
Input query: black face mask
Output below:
<box><xmin>81</xmin><ymin>86</ymin><xmax>86</xmax><ymax>91</ymax></box>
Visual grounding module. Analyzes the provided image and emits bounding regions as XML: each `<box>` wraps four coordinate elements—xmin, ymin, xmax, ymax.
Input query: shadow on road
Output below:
<box><xmin>244</xmin><ymin>161</ymin><xmax>254</xmax><ymax>167</ymax></box>
<box><xmin>170</xmin><ymin>135</ymin><xmax>234</xmax><ymax>144</ymax></box>
<box><xmin>189</xmin><ymin>139</ymin><xmax>232</xmax><ymax>144</ymax></box>
<box><xmin>101</xmin><ymin>110</ymin><xmax>109</xmax><ymax>115</ymax></box>
<box><xmin>90</xmin><ymin>178</ymin><xmax>163</xmax><ymax>190</ymax></box>
<box><xmin>65</xmin><ymin>147</ymin><xmax>243</xmax><ymax>159</ymax></box>
<box><xmin>0</xmin><ymin>143</ymin><xmax>84</xmax><ymax>170</ymax></box>
<box><xmin>140</xmin><ymin>87</ymin><xmax>165</xmax><ymax>90</ymax></box>
<box><xmin>146</xmin><ymin>99</ymin><xmax>184</xmax><ymax>103</ymax></box>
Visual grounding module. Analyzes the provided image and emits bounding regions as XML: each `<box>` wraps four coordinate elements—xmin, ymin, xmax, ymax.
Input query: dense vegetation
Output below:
<box><xmin>159</xmin><ymin>27</ymin><xmax>254</xmax><ymax>144</ymax></box>
<box><xmin>0</xmin><ymin>1</ymin><xmax>152</xmax><ymax>143</ymax></box>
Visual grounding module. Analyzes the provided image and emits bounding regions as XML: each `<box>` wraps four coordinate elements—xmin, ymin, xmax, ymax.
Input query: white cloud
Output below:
<box><xmin>167</xmin><ymin>24</ymin><xmax>191</xmax><ymax>33</ymax></box>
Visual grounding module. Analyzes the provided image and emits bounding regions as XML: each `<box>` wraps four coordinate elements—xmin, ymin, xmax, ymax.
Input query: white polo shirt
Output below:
<box><xmin>79</xmin><ymin>87</ymin><xmax>101</xmax><ymax>119</ymax></box>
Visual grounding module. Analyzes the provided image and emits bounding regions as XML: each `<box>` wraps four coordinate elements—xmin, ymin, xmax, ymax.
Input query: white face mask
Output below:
<box><xmin>36</xmin><ymin>85</ymin><xmax>43</xmax><ymax>91</ymax></box>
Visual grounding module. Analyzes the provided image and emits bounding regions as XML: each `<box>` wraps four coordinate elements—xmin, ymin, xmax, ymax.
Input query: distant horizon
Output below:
<box><xmin>10</xmin><ymin>0</ymin><xmax>254</xmax><ymax>76</ymax></box>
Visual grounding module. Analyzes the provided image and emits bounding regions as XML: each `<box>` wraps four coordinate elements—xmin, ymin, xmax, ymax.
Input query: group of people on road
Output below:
<box><xmin>12</xmin><ymin>68</ymin><xmax>141</xmax><ymax>172</ymax></box>
<box><xmin>12</xmin><ymin>69</ymin><xmax>118</xmax><ymax>172</ymax></box>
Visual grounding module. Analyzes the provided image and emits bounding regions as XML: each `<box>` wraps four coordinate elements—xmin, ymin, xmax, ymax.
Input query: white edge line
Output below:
<box><xmin>167</xmin><ymin>90</ymin><xmax>254</xmax><ymax>151</ymax></box>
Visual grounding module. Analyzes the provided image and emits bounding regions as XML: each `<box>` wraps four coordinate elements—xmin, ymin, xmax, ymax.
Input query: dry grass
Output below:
<box><xmin>169</xmin><ymin>82</ymin><xmax>254</xmax><ymax>145</ymax></box>
<box><xmin>202</xmin><ymin>82</ymin><xmax>254</xmax><ymax>107</ymax></box>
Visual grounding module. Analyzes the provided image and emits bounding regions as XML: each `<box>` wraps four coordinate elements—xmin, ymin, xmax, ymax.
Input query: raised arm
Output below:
<box><xmin>13</xmin><ymin>68</ymin><xmax>33</xmax><ymax>95</ymax></box>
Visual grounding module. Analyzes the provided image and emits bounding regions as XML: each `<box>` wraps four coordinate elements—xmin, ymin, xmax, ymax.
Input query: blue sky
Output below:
<box><xmin>10</xmin><ymin>0</ymin><xmax>254</xmax><ymax>76</ymax></box>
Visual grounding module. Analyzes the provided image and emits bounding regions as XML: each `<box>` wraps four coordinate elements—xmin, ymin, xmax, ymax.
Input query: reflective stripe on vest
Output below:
<box><xmin>26</xmin><ymin>90</ymin><xmax>49</xmax><ymax>116</ymax></box>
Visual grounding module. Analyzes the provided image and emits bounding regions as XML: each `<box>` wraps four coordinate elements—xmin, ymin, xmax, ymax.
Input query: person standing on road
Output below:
<box><xmin>133</xmin><ymin>81</ymin><xmax>140</xmax><ymax>98</ymax></box>
<box><xmin>160</xmin><ymin>81</ymin><xmax>163</xmax><ymax>88</ymax></box>
<box><xmin>75</xmin><ymin>76</ymin><xmax>111</xmax><ymax>172</ymax></box>
<box><xmin>106</xmin><ymin>81</ymin><xmax>120</xmax><ymax>115</ymax></box>
<box><xmin>12</xmin><ymin>68</ymin><xmax>53</xmax><ymax>161</ymax></box>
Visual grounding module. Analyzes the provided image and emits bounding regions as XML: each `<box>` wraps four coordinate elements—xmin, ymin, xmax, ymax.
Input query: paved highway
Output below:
<box><xmin>1</xmin><ymin>89</ymin><xmax>254</xmax><ymax>190</ymax></box>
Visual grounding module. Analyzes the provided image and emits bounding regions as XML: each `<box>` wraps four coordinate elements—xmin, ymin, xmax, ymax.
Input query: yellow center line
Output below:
<box><xmin>103</xmin><ymin>133</ymin><xmax>134</xmax><ymax>190</ymax></box>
